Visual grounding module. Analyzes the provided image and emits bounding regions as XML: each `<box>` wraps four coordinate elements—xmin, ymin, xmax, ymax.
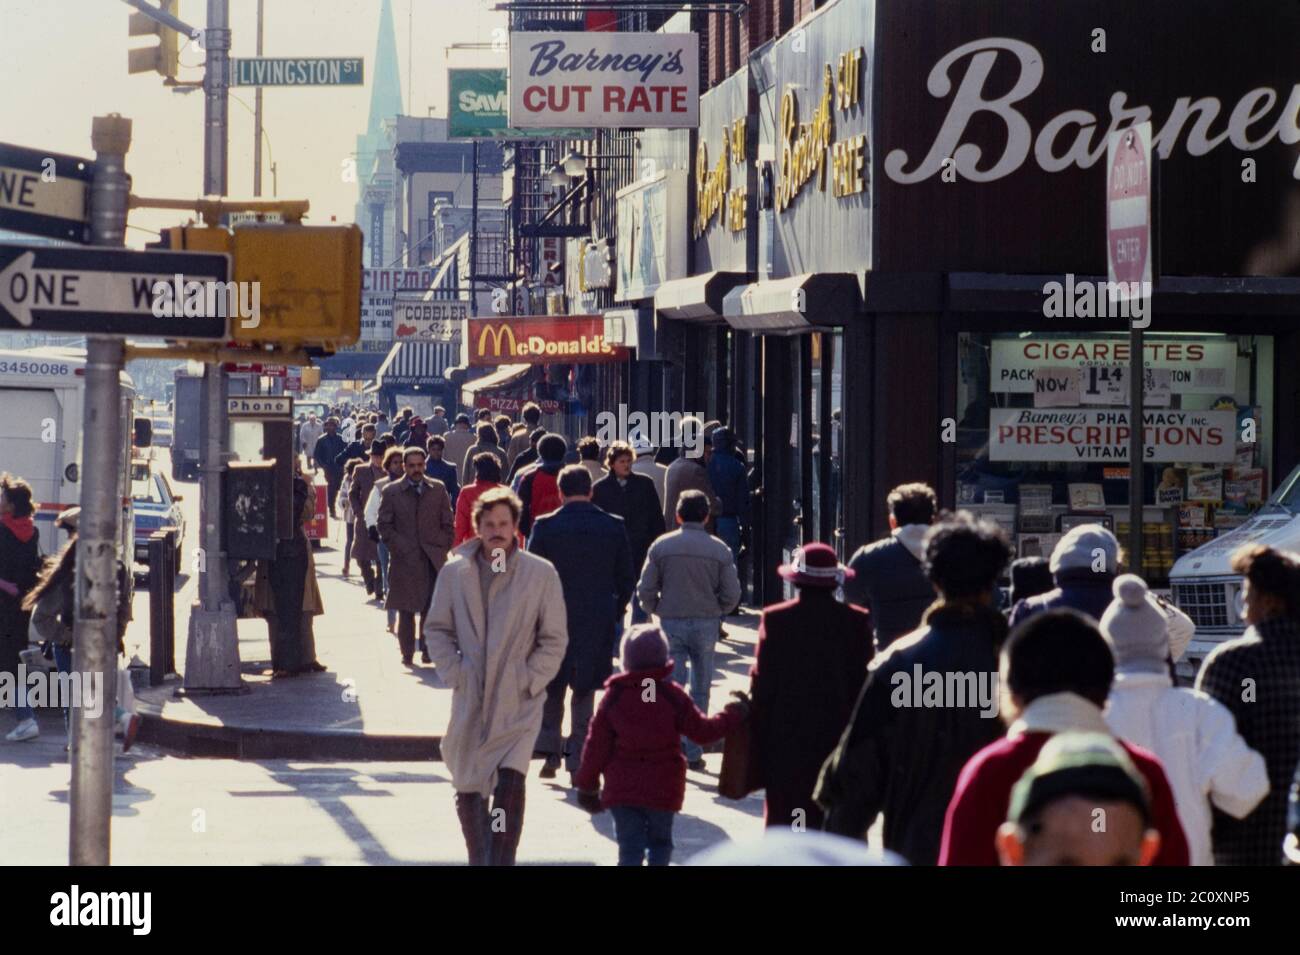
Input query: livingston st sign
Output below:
<box><xmin>508</xmin><ymin>32</ymin><xmax>699</xmax><ymax>129</ymax></box>
<box><xmin>466</xmin><ymin>316</ymin><xmax>631</xmax><ymax>367</ymax></box>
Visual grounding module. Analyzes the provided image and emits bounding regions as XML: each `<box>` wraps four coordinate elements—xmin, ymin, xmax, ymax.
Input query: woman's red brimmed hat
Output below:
<box><xmin>777</xmin><ymin>542</ymin><xmax>854</xmax><ymax>588</ymax></box>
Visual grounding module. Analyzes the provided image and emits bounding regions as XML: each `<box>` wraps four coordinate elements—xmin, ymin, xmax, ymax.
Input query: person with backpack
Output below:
<box><xmin>518</xmin><ymin>434</ymin><xmax>567</xmax><ymax>540</ymax></box>
<box><xmin>574</xmin><ymin>624</ymin><xmax>749</xmax><ymax>866</ymax></box>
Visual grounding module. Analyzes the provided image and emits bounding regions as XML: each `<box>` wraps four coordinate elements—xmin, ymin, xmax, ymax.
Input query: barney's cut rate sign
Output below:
<box><xmin>509</xmin><ymin>32</ymin><xmax>699</xmax><ymax>129</ymax></box>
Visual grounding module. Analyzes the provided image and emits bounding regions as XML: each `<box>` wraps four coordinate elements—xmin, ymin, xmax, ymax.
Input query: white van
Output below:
<box><xmin>1169</xmin><ymin>462</ymin><xmax>1300</xmax><ymax>676</ymax></box>
<box><xmin>0</xmin><ymin>347</ymin><xmax>136</xmax><ymax>558</ymax></box>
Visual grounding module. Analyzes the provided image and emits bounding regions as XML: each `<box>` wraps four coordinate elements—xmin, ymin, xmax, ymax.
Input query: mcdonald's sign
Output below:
<box><xmin>467</xmin><ymin>315</ymin><xmax>630</xmax><ymax>366</ymax></box>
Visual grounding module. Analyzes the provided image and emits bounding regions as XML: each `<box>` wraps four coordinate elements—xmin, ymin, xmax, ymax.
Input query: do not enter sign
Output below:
<box><xmin>1106</xmin><ymin>122</ymin><xmax>1154</xmax><ymax>295</ymax></box>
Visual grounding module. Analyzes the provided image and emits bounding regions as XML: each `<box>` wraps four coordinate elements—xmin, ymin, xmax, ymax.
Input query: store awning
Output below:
<box><xmin>373</xmin><ymin>341</ymin><xmax>456</xmax><ymax>389</ymax></box>
<box><xmin>459</xmin><ymin>363</ymin><xmax>532</xmax><ymax>406</ymax></box>
<box><xmin>316</xmin><ymin>350</ymin><xmax>387</xmax><ymax>381</ymax></box>
<box><xmin>654</xmin><ymin>271</ymin><xmax>751</xmax><ymax>322</ymax></box>
<box><xmin>722</xmin><ymin>273</ymin><xmax>864</xmax><ymax>333</ymax></box>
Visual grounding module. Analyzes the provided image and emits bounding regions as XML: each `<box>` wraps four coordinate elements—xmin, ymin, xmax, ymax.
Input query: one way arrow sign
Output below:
<box><xmin>0</xmin><ymin>243</ymin><xmax>231</xmax><ymax>339</ymax></box>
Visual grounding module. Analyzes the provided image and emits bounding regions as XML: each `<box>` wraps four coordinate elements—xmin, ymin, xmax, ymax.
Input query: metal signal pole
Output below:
<box><xmin>70</xmin><ymin>114</ymin><xmax>132</xmax><ymax>865</ymax></box>
<box><xmin>186</xmin><ymin>0</ymin><xmax>242</xmax><ymax>689</ymax></box>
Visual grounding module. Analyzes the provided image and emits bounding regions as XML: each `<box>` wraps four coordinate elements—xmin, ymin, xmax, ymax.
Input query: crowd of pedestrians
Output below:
<box><xmin>285</xmin><ymin>407</ymin><xmax>1300</xmax><ymax>868</ymax></box>
<box><xmin>8</xmin><ymin>393</ymin><xmax>1300</xmax><ymax>872</ymax></box>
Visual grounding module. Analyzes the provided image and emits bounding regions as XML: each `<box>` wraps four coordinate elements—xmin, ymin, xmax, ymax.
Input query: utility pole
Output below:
<box><xmin>470</xmin><ymin>140</ymin><xmax>479</xmax><ymax>319</ymax></box>
<box><xmin>253</xmin><ymin>0</ymin><xmax>263</xmax><ymax>197</ymax></box>
<box><xmin>70</xmin><ymin>114</ymin><xmax>132</xmax><ymax>866</ymax></box>
<box><xmin>186</xmin><ymin>0</ymin><xmax>241</xmax><ymax>690</ymax></box>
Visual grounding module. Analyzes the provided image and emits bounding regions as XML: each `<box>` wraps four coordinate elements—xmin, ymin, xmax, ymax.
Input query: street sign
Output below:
<box><xmin>1106</xmin><ymin>122</ymin><xmax>1154</xmax><ymax>295</ymax></box>
<box><xmin>226</xmin><ymin>395</ymin><xmax>293</xmax><ymax>416</ymax></box>
<box><xmin>229</xmin><ymin>57</ymin><xmax>364</xmax><ymax>87</ymax></box>
<box><xmin>392</xmin><ymin>293</ymin><xmax>465</xmax><ymax>343</ymax></box>
<box><xmin>0</xmin><ymin>143</ymin><xmax>95</xmax><ymax>243</ymax></box>
<box><xmin>0</xmin><ymin>243</ymin><xmax>230</xmax><ymax>338</ymax></box>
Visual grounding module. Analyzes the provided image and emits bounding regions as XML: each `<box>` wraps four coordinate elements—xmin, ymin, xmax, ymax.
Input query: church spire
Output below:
<box><xmin>367</xmin><ymin>0</ymin><xmax>404</xmax><ymax>137</ymax></box>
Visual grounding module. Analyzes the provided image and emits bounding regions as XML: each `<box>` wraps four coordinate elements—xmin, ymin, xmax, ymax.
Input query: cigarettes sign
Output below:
<box><xmin>990</xmin><ymin>339</ymin><xmax>1236</xmax><ymax>395</ymax></box>
<box><xmin>509</xmin><ymin>32</ymin><xmax>699</xmax><ymax>129</ymax></box>
<box><xmin>988</xmin><ymin>408</ymin><xmax>1237</xmax><ymax>463</ymax></box>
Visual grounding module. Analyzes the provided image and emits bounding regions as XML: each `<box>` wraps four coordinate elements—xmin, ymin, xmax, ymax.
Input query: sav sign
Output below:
<box><xmin>509</xmin><ymin>32</ymin><xmax>699</xmax><ymax>129</ymax></box>
<box><xmin>448</xmin><ymin>68</ymin><xmax>587</xmax><ymax>139</ymax></box>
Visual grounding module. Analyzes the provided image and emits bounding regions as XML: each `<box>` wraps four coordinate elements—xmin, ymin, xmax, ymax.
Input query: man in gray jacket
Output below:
<box><xmin>637</xmin><ymin>489</ymin><xmax>740</xmax><ymax>771</ymax></box>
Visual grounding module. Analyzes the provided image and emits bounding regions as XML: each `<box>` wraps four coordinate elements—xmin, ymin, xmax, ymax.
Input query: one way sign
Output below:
<box><xmin>0</xmin><ymin>243</ymin><xmax>231</xmax><ymax>339</ymax></box>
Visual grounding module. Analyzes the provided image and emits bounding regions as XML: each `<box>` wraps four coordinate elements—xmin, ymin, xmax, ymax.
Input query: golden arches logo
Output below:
<box><xmin>476</xmin><ymin>322</ymin><xmax>518</xmax><ymax>357</ymax></box>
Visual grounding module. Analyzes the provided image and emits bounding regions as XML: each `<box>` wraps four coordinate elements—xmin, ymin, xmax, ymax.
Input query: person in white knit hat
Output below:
<box><xmin>1101</xmin><ymin>573</ymin><xmax>1270</xmax><ymax>865</ymax></box>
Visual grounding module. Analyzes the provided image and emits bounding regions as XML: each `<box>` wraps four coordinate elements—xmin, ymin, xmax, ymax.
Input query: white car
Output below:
<box><xmin>1170</xmin><ymin>462</ymin><xmax>1300</xmax><ymax>678</ymax></box>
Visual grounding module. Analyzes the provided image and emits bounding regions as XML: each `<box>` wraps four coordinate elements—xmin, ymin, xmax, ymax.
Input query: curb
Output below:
<box><xmin>137</xmin><ymin>712</ymin><xmax>443</xmax><ymax>761</ymax></box>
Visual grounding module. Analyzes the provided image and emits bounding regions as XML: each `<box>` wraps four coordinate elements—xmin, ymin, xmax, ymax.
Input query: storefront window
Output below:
<box><xmin>955</xmin><ymin>332</ymin><xmax>1273</xmax><ymax>587</ymax></box>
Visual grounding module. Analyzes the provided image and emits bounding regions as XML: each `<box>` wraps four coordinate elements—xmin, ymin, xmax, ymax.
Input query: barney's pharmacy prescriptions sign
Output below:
<box><xmin>508</xmin><ymin>32</ymin><xmax>699</xmax><ymax>129</ymax></box>
<box><xmin>988</xmin><ymin>408</ymin><xmax>1237</xmax><ymax>463</ymax></box>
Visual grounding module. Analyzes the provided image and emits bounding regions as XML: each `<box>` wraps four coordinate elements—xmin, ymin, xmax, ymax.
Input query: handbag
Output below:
<box><xmin>717</xmin><ymin>706</ymin><xmax>762</xmax><ymax>800</ymax></box>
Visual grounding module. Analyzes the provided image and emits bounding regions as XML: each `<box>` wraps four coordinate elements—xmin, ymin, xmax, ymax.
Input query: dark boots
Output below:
<box><xmin>489</xmin><ymin>769</ymin><xmax>526</xmax><ymax>866</ymax></box>
<box><xmin>454</xmin><ymin>769</ymin><xmax>527</xmax><ymax>866</ymax></box>
<box><xmin>455</xmin><ymin>793</ymin><xmax>492</xmax><ymax>866</ymax></box>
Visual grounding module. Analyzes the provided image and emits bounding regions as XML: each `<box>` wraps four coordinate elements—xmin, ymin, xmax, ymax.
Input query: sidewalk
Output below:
<box><xmin>133</xmin><ymin>526</ymin><xmax>761</xmax><ymax>760</ymax></box>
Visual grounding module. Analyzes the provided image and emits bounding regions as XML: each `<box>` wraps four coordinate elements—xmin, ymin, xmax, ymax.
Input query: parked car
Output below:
<box><xmin>132</xmin><ymin>460</ymin><xmax>185</xmax><ymax>566</ymax></box>
<box><xmin>1170</xmin><ymin>460</ymin><xmax>1300</xmax><ymax>678</ymax></box>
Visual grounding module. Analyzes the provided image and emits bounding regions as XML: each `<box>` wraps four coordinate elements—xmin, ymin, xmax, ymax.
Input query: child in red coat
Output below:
<box><xmin>575</xmin><ymin>624</ymin><xmax>748</xmax><ymax>866</ymax></box>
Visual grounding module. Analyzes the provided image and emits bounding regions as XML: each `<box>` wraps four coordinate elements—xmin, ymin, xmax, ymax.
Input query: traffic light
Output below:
<box><xmin>128</xmin><ymin>1</ymin><xmax>181</xmax><ymax>78</ymax></box>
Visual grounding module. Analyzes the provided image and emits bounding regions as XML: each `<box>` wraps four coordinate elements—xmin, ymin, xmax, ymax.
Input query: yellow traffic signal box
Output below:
<box><xmin>229</xmin><ymin>224</ymin><xmax>362</xmax><ymax>349</ymax></box>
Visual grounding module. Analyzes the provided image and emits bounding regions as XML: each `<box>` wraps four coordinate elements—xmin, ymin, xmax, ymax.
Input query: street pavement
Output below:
<box><xmin>0</xmin><ymin>458</ymin><xmax>780</xmax><ymax>863</ymax></box>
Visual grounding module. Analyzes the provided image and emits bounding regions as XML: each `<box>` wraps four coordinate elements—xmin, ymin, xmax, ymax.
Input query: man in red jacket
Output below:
<box><xmin>939</xmin><ymin>609</ymin><xmax>1190</xmax><ymax>866</ymax></box>
<box><xmin>995</xmin><ymin>731</ymin><xmax>1163</xmax><ymax>867</ymax></box>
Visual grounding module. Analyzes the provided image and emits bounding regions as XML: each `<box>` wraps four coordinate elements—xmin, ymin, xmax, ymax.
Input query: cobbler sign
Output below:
<box><xmin>508</xmin><ymin>32</ymin><xmax>699</xmax><ymax>129</ymax></box>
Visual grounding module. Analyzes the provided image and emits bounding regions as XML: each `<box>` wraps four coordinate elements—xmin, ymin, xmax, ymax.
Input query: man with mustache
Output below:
<box><xmin>424</xmin><ymin>487</ymin><xmax>568</xmax><ymax>865</ymax></box>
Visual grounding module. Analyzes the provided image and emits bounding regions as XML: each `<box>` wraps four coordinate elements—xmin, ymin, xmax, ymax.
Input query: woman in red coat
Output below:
<box><xmin>749</xmin><ymin>543</ymin><xmax>873</xmax><ymax>829</ymax></box>
<box><xmin>453</xmin><ymin>453</ymin><xmax>523</xmax><ymax>549</ymax></box>
<box><xmin>575</xmin><ymin>625</ymin><xmax>747</xmax><ymax>866</ymax></box>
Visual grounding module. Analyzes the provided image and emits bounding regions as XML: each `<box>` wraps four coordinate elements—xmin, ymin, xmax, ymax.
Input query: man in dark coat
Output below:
<box><xmin>0</xmin><ymin>474</ymin><xmax>43</xmax><ymax>739</ymax></box>
<box><xmin>706</xmin><ymin>427</ymin><xmax>750</xmax><ymax>567</ymax></box>
<box><xmin>336</xmin><ymin>422</ymin><xmax>378</xmax><ymax>473</ymax></box>
<box><xmin>424</xmin><ymin>434</ymin><xmax>461</xmax><ymax>509</ymax></box>
<box><xmin>592</xmin><ymin>440</ymin><xmax>665</xmax><ymax>623</ymax></box>
<box><xmin>816</xmin><ymin>513</ymin><xmax>1012</xmax><ymax>865</ymax></box>
<box><xmin>377</xmin><ymin>447</ymin><xmax>454</xmax><ymax>666</ymax></box>
<box><xmin>312</xmin><ymin>417</ymin><xmax>347</xmax><ymax>519</ymax></box>
<box><xmin>528</xmin><ymin>465</ymin><xmax>635</xmax><ymax>780</ymax></box>
<box><xmin>749</xmin><ymin>543</ymin><xmax>872</xmax><ymax>829</ymax></box>
<box><xmin>843</xmin><ymin>482</ymin><xmax>937</xmax><ymax>652</ymax></box>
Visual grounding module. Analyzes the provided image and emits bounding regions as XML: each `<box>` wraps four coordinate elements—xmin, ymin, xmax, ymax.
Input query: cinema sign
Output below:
<box><xmin>467</xmin><ymin>316</ymin><xmax>631</xmax><ymax>367</ymax></box>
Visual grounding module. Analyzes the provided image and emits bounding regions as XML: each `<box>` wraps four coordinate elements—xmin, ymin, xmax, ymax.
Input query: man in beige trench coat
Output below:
<box><xmin>423</xmin><ymin>486</ymin><xmax>568</xmax><ymax>866</ymax></box>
